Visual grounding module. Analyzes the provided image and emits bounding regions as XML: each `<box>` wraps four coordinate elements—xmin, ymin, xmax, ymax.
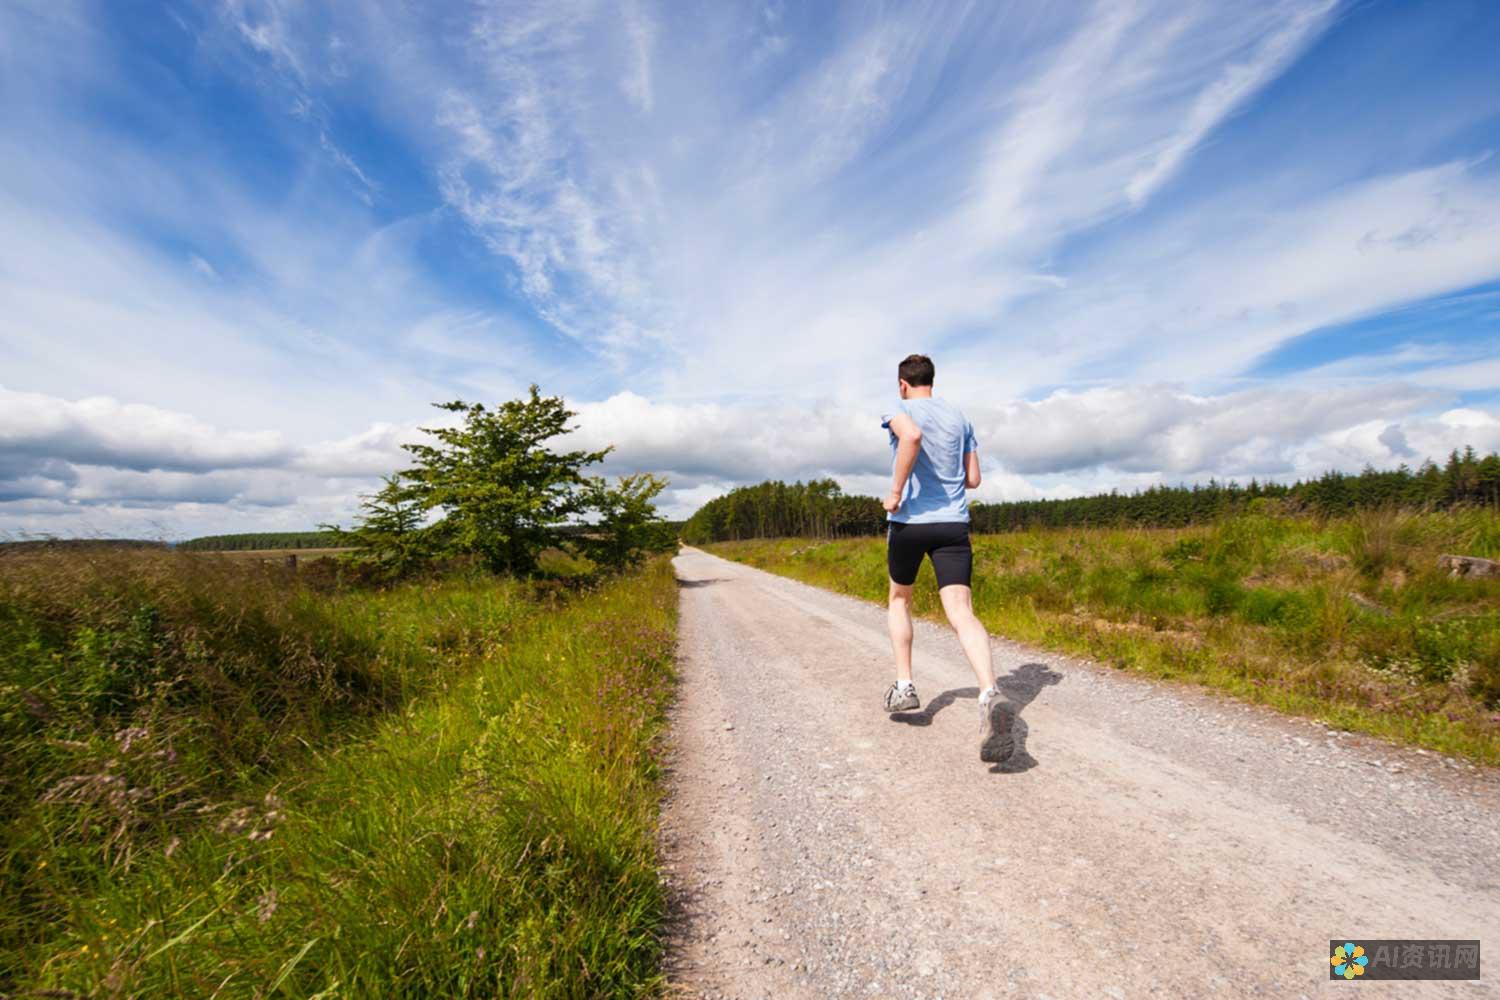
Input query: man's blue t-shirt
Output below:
<box><xmin>881</xmin><ymin>397</ymin><xmax>979</xmax><ymax>524</ymax></box>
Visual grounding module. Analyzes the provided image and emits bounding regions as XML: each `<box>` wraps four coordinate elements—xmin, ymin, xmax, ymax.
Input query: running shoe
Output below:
<box><xmin>884</xmin><ymin>682</ymin><xmax>920</xmax><ymax>712</ymax></box>
<box><xmin>979</xmin><ymin>687</ymin><xmax>1015</xmax><ymax>763</ymax></box>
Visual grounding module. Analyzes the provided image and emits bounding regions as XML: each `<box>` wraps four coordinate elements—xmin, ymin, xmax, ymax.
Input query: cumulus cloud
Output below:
<box><xmin>0</xmin><ymin>387</ymin><xmax>292</xmax><ymax>473</ymax></box>
<box><xmin>969</xmin><ymin>383</ymin><xmax>1444</xmax><ymax>476</ymax></box>
<box><xmin>0</xmin><ymin>389</ymin><xmax>418</xmax><ymax>534</ymax></box>
<box><xmin>4</xmin><ymin>382</ymin><xmax>1498</xmax><ymax>536</ymax></box>
<box><xmin>291</xmin><ymin>423</ymin><xmax>421</xmax><ymax>479</ymax></box>
<box><xmin>570</xmin><ymin>383</ymin><xmax>1494</xmax><ymax>494</ymax></box>
<box><xmin>579</xmin><ymin>386</ymin><xmax>1497</xmax><ymax>503</ymax></box>
<box><xmin>564</xmin><ymin>392</ymin><xmax>883</xmax><ymax>481</ymax></box>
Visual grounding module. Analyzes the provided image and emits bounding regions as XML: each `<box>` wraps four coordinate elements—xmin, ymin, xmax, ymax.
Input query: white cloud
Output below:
<box><xmin>621</xmin><ymin>0</ymin><xmax>656</xmax><ymax>113</ymax></box>
<box><xmin>175</xmin><ymin>0</ymin><xmax>1494</xmax><ymax>413</ymax></box>
<box><xmin>376</xmin><ymin>1</ymin><xmax>1357</xmax><ymax>402</ymax></box>
<box><xmin>3</xmin><ymin>380</ymin><xmax>1497</xmax><ymax>537</ymax></box>
<box><xmin>579</xmin><ymin>382</ymin><xmax>1486</xmax><ymax>483</ymax></box>
<box><xmin>968</xmin><ymin>159</ymin><xmax>1500</xmax><ymax>392</ymax></box>
<box><xmin>5</xmin><ymin>0</ymin><xmax>1499</xmax><ymax>538</ymax></box>
<box><xmin>290</xmin><ymin>423</ymin><xmax>415</xmax><ymax>479</ymax></box>
<box><xmin>1295</xmin><ymin>349</ymin><xmax>1500</xmax><ymax>394</ymax></box>
<box><xmin>189</xmin><ymin>254</ymin><xmax>220</xmax><ymax>280</ymax></box>
<box><xmin>969</xmin><ymin>383</ymin><xmax>1444</xmax><ymax>477</ymax></box>
<box><xmin>0</xmin><ymin>386</ymin><xmax>292</xmax><ymax>472</ymax></box>
<box><xmin>1124</xmin><ymin>1</ymin><xmax>1336</xmax><ymax>206</ymax></box>
<box><xmin>0</xmin><ymin>92</ymin><xmax>528</xmax><ymax>443</ymax></box>
<box><xmin>228</xmin><ymin>0</ymin><xmax>306</xmax><ymax>82</ymax></box>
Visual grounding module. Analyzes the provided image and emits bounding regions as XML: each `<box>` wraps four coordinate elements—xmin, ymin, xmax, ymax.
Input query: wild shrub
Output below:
<box><xmin>1471</xmin><ymin>629</ymin><xmax>1500</xmax><ymax>708</ymax></box>
<box><xmin>1338</xmin><ymin>506</ymin><xmax>1418</xmax><ymax>579</ymax></box>
<box><xmin>8</xmin><ymin>549</ymin><xmax>679</xmax><ymax>997</ymax></box>
<box><xmin>1162</xmin><ymin>536</ymin><xmax>1205</xmax><ymax>567</ymax></box>
<box><xmin>0</xmin><ymin>545</ymin><xmax>530</xmax><ymax>981</ymax></box>
<box><xmin>1238</xmin><ymin>587</ymin><xmax>1311</xmax><ymax>629</ymax></box>
<box><xmin>1203</xmin><ymin>513</ymin><xmax>1286</xmax><ymax>569</ymax></box>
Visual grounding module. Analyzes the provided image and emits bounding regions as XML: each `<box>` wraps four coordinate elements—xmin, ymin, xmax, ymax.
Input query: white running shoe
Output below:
<box><xmin>979</xmin><ymin>686</ymin><xmax>1015</xmax><ymax>763</ymax></box>
<box><xmin>884</xmin><ymin>681</ymin><xmax>920</xmax><ymax>712</ymax></box>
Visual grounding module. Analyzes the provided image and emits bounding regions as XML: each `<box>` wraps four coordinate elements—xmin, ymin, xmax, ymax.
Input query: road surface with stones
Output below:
<box><xmin>659</xmin><ymin>546</ymin><xmax>1499</xmax><ymax>999</ymax></box>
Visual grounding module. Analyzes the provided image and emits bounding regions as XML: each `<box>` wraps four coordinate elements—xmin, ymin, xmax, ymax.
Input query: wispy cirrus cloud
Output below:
<box><xmin>347</xmin><ymin>0</ymin><xmax>1358</xmax><ymax>396</ymax></box>
<box><xmin>1123</xmin><ymin>1</ymin><xmax>1337</xmax><ymax>206</ymax></box>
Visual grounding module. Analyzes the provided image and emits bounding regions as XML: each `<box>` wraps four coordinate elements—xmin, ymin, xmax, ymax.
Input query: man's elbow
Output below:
<box><xmin>901</xmin><ymin>430</ymin><xmax>922</xmax><ymax>447</ymax></box>
<box><xmin>966</xmin><ymin>473</ymin><xmax>981</xmax><ymax>489</ymax></box>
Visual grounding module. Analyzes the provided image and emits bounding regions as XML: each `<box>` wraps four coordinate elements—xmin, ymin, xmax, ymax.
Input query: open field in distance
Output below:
<box><xmin>208</xmin><ymin>546</ymin><xmax>358</xmax><ymax>562</ymax></box>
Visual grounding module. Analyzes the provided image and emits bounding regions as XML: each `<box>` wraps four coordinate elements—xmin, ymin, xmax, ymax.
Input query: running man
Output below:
<box><xmin>879</xmin><ymin>354</ymin><xmax>1011</xmax><ymax>762</ymax></box>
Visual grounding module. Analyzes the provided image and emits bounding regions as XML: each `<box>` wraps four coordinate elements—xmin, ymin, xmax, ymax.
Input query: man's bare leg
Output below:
<box><xmin>938</xmin><ymin>584</ymin><xmax>996</xmax><ymax>692</ymax></box>
<box><xmin>941</xmin><ymin>583</ymin><xmax>1012</xmax><ymax>761</ymax></box>
<box><xmin>888</xmin><ymin>579</ymin><xmax>915</xmax><ymax>683</ymax></box>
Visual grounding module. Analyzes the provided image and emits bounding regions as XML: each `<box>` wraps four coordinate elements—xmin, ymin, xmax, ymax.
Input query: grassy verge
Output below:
<box><xmin>704</xmin><ymin>509</ymin><xmax>1500</xmax><ymax>764</ymax></box>
<box><xmin>3</xmin><ymin>545</ymin><xmax>677</xmax><ymax>997</ymax></box>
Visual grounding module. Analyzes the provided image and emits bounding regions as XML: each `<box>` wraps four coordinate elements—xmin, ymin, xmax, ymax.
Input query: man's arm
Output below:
<box><xmin>884</xmin><ymin>413</ymin><xmax>922</xmax><ymax>513</ymax></box>
<box><xmin>962</xmin><ymin>418</ymin><xmax>981</xmax><ymax>489</ymax></box>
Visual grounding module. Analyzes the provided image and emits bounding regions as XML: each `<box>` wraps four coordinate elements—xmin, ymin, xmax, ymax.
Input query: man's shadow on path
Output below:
<box><xmin>888</xmin><ymin>662</ymin><xmax>1063</xmax><ymax>773</ymax></box>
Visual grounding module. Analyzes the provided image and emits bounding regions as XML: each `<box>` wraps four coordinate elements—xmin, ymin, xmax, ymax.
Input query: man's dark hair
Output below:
<box><xmin>898</xmin><ymin>354</ymin><xmax>935</xmax><ymax>387</ymax></box>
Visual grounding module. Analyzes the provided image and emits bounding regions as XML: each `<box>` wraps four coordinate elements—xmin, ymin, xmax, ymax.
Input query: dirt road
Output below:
<box><xmin>660</xmin><ymin>546</ymin><xmax>1499</xmax><ymax>999</ymax></box>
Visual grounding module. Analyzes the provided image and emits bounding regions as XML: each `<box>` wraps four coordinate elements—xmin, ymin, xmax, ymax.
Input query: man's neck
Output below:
<box><xmin>905</xmin><ymin>387</ymin><xmax>934</xmax><ymax>399</ymax></box>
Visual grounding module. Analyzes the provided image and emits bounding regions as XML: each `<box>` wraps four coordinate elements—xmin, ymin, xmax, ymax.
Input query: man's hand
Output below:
<box><xmin>883</xmin><ymin>489</ymin><xmax>902</xmax><ymax>513</ymax></box>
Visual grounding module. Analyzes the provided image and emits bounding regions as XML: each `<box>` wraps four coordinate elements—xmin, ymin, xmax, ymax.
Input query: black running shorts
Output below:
<box><xmin>886</xmin><ymin>520</ymin><xmax>972</xmax><ymax>588</ymax></box>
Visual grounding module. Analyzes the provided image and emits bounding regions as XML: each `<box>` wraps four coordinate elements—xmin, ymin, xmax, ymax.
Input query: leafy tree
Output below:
<box><xmin>325</xmin><ymin>475</ymin><xmax>428</xmax><ymax>574</ymax></box>
<box><xmin>334</xmin><ymin>386</ymin><xmax>672</xmax><ymax>577</ymax></box>
<box><xmin>397</xmin><ymin>389</ymin><xmax>611</xmax><ymax>575</ymax></box>
<box><xmin>575</xmin><ymin>473</ymin><xmax>678</xmax><ymax>571</ymax></box>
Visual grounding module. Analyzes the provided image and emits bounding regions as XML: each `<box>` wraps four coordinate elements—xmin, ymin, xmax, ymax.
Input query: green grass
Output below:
<box><xmin>705</xmin><ymin>508</ymin><xmax>1500</xmax><ymax>764</ymax></box>
<box><xmin>2</xmin><ymin>545</ymin><xmax>677</xmax><ymax>997</ymax></box>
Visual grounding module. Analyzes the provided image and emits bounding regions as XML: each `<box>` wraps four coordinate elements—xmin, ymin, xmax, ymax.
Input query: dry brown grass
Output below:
<box><xmin>202</xmin><ymin>546</ymin><xmax>357</xmax><ymax>562</ymax></box>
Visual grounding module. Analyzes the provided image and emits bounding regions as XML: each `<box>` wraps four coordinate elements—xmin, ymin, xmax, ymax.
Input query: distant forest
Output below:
<box><xmin>177</xmin><ymin>531</ymin><xmax>344</xmax><ymax>551</ymax></box>
<box><xmin>680</xmin><ymin>447</ymin><xmax>1500</xmax><ymax>543</ymax></box>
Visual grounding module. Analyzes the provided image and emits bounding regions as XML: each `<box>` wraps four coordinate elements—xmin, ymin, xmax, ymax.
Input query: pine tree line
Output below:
<box><xmin>679</xmin><ymin>478</ymin><xmax>889</xmax><ymax>543</ymax></box>
<box><xmin>680</xmin><ymin>447</ymin><xmax>1500</xmax><ymax>543</ymax></box>
<box><xmin>177</xmin><ymin>531</ymin><xmax>344</xmax><ymax>551</ymax></box>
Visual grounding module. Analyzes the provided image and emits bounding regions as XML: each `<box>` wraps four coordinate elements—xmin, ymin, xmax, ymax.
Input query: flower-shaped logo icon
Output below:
<box><xmin>1331</xmin><ymin>942</ymin><xmax>1369</xmax><ymax>979</ymax></box>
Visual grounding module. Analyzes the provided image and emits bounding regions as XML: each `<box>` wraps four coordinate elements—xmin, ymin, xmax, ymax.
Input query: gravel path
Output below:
<box><xmin>659</xmin><ymin>546</ymin><xmax>1498</xmax><ymax>999</ymax></box>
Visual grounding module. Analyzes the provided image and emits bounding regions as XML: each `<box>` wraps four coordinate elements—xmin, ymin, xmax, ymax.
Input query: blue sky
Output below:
<box><xmin>2</xmin><ymin>0</ymin><xmax>1499</xmax><ymax>536</ymax></box>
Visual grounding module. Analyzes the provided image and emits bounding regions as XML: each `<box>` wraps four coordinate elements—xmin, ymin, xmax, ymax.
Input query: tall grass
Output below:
<box><xmin>706</xmin><ymin>509</ymin><xmax>1500</xmax><ymax>763</ymax></box>
<box><xmin>3</xmin><ymin>545</ymin><xmax>677</xmax><ymax>996</ymax></box>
